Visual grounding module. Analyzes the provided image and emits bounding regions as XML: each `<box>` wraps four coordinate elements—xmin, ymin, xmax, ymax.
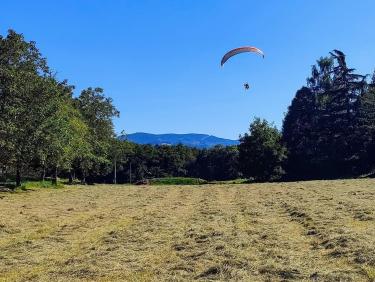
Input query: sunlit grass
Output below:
<box><xmin>0</xmin><ymin>179</ymin><xmax>374</xmax><ymax>281</ymax></box>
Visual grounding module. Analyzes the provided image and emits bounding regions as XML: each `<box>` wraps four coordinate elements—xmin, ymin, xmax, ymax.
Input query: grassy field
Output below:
<box><xmin>0</xmin><ymin>179</ymin><xmax>374</xmax><ymax>281</ymax></box>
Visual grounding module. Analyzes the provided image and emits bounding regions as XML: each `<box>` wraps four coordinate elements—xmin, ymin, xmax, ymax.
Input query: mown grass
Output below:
<box><xmin>0</xmin><ymin>179</ymin><xmax>374</xmax><ymax>281</ymax></box>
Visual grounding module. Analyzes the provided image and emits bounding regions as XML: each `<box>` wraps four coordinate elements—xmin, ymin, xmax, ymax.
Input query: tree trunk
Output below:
<box><xmin>42</xmin><ymin>165</ymin><xmax>46</xmax><ymax>182</ymax></box>
<box><xmin>113</xmin><ymin>159</ymin><xmax>117</xmax><ymax>184</ymax></box>
<box><xmin>16</xmin><ymin>162</ymin><xmax>21</xmax><ymax>187</ymax></box>
<box><xmin>52</xmin><ymin>166</ymin><xmax>57</xmax><ymax>185</ymax></box>
<box><xmin>129</xmin><ymin>162</ymin><xmax>132</xmax><ymax>184</ymax></box>
<box><xmin>0</xmin><ymin>165</ymin><xmax>5</xmax><ymax>181</ymax></box>
<box><xmin>81</xmin><ymin>169</ymin><xmax>86</xmax><ymax>185</ymax></box>
<box><xmin>68</xmin><ymin>170</ymin><xmax>73</xmax><ymax>185</ymax></box>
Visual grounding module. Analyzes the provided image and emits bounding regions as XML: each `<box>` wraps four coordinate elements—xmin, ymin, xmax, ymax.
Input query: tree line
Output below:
<box><xmin>283</xmin><ymin>50</ymin><xmax>375</xmax><ymax>180</ymax></box>
<box><xmin>239</xmin><ymin>50</ymin><xmax>375</xmax><ymax>181</ymax></box>
<box><xmin>99</xmin><ymin>143</ymin><xmax>240</xmax><ymax>184</ymax></box>
<box><xmin>1</xmin><ymin>30</ymin><xmax>375</xmax><ymax>186</ymax></box>
<box><xmin>0</xmin><ymin>30</ymin><xmax>120</xmax><ymax>186</ymax></box>
<box><xmin>0</xmin><ymin>30</ymin><xmax>240</xmax><ymax>185</ymax></box>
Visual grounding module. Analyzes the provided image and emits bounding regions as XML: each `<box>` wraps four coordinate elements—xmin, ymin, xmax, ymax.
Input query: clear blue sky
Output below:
<box><xmin>1</xmin><ymin>1</ymin><xmax>375</xmax><ymax>139</ymax></box>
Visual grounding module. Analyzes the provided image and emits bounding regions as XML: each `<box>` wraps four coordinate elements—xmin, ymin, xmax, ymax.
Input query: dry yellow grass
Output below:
<box><xmin>0</xmin><ymin>179</ymin><xmax>374</xmax><ymax>281</ymax></box>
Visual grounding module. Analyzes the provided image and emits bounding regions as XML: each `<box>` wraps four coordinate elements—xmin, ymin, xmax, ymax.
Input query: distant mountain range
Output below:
<box><xmin>119</xmin><ymin>132</ymin><xmax>239</xmax><ymax>148</ymax></box>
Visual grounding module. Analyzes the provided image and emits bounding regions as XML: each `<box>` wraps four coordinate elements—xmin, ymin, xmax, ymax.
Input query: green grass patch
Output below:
<box><xmin>364</xmin><ymin>266</ymin><xmax>375</xmax><ymax>281</ymax></box>
<box><xmin>19</xmin><ymin>180</ymin><xmax>64</xmax><ymax>190</ymax></box>
<box><xmin>149</xmin><ymin>177</ymin><xmax>207</xmax><ymax>185</ymax></box>
<box><xmin>208</xmin><ymin>178</ymin><xmax>248</xmax><ymax>184</ymax></box>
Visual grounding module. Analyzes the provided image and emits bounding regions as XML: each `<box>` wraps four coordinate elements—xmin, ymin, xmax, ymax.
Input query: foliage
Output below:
<box><xmin>75</xmin><ymin>87</ymin><xmax>120</xmax><ymax>182</ymax></box>
<box><xmin>0</xmin><ymin>30</ymin><xmax>118</xmax><ymax>186</ymax></box>
<box><xmin>283</xmin><ymin>51</ymin><xmax>374</xmax><ymax>179</ymax></box>
<box><xmin>239</xmin><ymin>118</ymin><xmax>287</xmax><ymax>181</ymax></box>
<box><xmin>109</xmin><ymin>143</ymin><xmax>241</xmax><ymax>183</ymax></box>
<box><xmin>0</xmin><ymin>30</ymin><xmax>50</xmax><ymax>186</ymax></box>
<box><xmin>354</xmin><ymin>82</ymin><xmax>375</xmax><ymax>173</ymax></box>
<box><xmin>191</xmin><ymin>145</ymin><xmax>240</xmax><ymax>181</ymax></box>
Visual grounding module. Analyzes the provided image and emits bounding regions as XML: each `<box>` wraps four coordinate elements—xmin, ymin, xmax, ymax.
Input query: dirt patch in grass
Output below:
<box><xmin>0</xmin><ymin>179</ymin><xmax>374</xmax><ymax>281</ymax></box>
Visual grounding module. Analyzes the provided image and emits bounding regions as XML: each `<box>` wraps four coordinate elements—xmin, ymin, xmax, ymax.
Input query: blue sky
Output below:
<box><xmin>1</xmin><ymin>1</ymin><xmax>375</xmax><ymax>139</ymax></box>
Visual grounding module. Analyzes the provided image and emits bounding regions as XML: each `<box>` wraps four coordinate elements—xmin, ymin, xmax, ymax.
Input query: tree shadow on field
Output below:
<box><xmin>0</xmin><ymin>182</ymin><xmax>17</xmax><ymax>192</ymax></box>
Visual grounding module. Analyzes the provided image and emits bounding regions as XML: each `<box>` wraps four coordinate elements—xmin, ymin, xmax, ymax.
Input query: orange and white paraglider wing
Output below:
<box><xmin>221</xmin><ymin>46</ymin><xmax>264</xmax><ymax>66</ymax></box>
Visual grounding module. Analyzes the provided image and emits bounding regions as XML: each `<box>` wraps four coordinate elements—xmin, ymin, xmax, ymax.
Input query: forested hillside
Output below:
<box><xmin>121</xmin><ymin>132</ymin><xmax>239</xmax><ymax>148</ymax></box>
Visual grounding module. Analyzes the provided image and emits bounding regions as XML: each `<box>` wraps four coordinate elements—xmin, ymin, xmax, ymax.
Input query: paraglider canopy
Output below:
<box><xmin>221</xmin><ymin>46</ymin><xmax>264</xmax><ymax>66</ymax></box>
<box><xmin>221</xmin><ymin>46</ymin><xmax>264</xmax><ymax>91</ymax></box>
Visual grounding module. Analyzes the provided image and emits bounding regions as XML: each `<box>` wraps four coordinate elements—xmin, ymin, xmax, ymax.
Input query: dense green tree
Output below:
<box><xmin>130</xmin><ymin>144</ymin><xmax>157</xmax><ymax>181</ymax></box>
<box><xmin>75</xmin><ymin>87</ymin><xmax>119</xmax><ymax>182</ymax></box>
<box><xmin>0</xmin><ymin>30</ymin><xmax>50</xmax><ymax>186</ymax></box>
<box><xmin>36</xmin><ymin>78</ymin><xmax>92</xmax><ymax>184</ymax></box>
<box><xmin>157</xmin><ymin>144</ymin><xmax>197</xmax><ymax>177</ymax></box>
<box><xmin>353</xmin><ymin>76</ymin><xmax>375</xmax><ymax>173</ymax></box>
<box><xmin>239</xmin><ymin>118</ymin><xmax>287</xmax><ymax>181</ymax></box>
<box><xmin>321</xmin><ymin>51</ymin><xmax>367</xmax><ymax>176</ymax></box>
<box><xmin>192</xmin><ymin>146</ymin><xmax>239</xmax><ymax>181</ymax></box>
<box><xmin>282</xmin><ymin>87</ymin><xmax>322</xmax><ymax>179</ymax></box>
<box><xmin>109</xmin><ymin>138</ymin><xmax>134</xmax><ymax>184</ymax></box>
<box><xmin>283</xmin><ymin>51</ymin><xmax>369</xmax><ymax>179</ymax></box>
<box><xmin>110</xmin><ymin>143</ymin><xmax>240</xmax><ymax>183</ymax></box>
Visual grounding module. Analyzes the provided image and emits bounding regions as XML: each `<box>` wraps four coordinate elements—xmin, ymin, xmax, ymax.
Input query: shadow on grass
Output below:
<box><xmin>0</xmin><ymin>180</ymin><xmax>64</xmax><ymax>192</ymax></box>
<box><xmin>0</xmin><ymin>182</ymin><xmax>17</xmax><ymax>191</ymax></box>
